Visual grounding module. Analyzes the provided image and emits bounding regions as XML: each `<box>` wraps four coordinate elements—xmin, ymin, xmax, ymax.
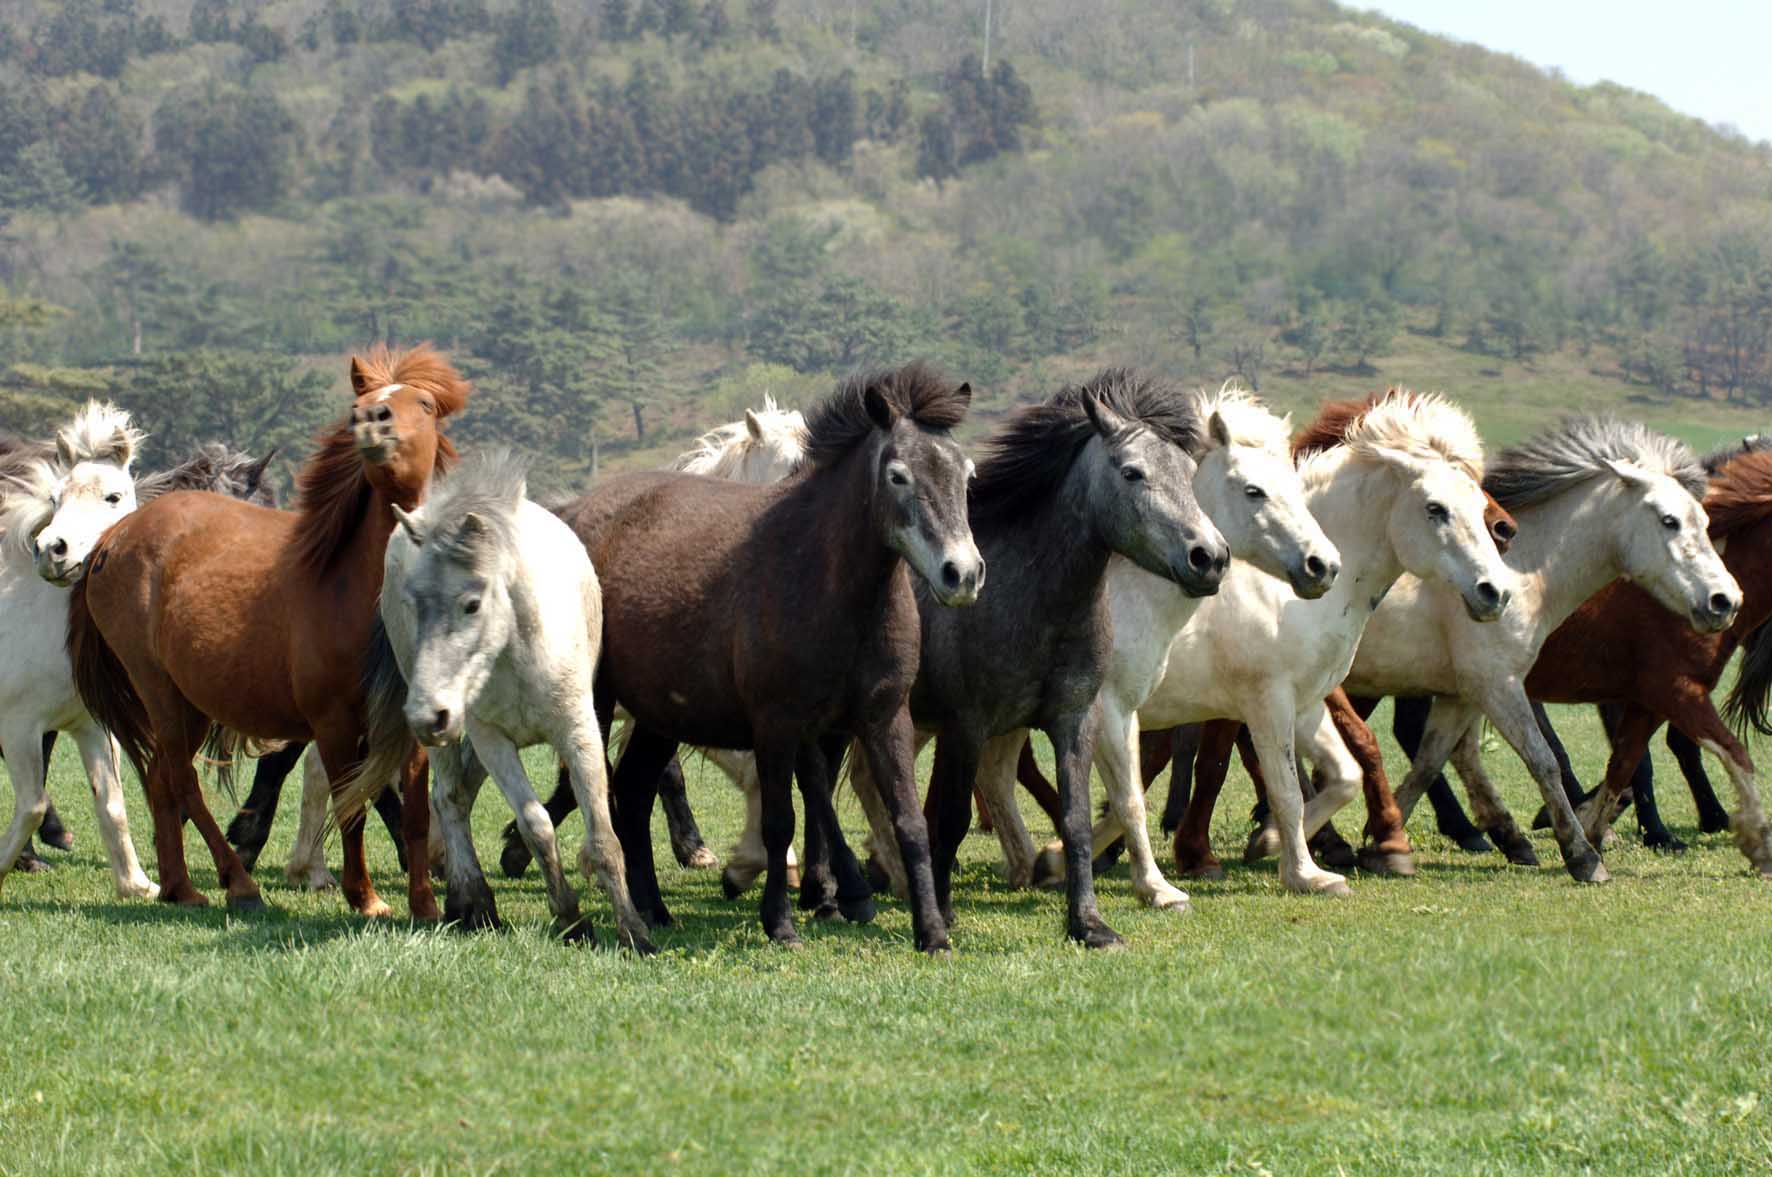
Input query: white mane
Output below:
<box><xmin>0</xmin><ymin>457</ymin><xmax>61</xmax><ymax>563</ymax></box>
<box><xmin>1298</xmin><ymin>389</ymin><xmax>1485</xmax><ymax>489</ymax></box>
<box><xmin>56</xmin><ymin>400</ymin><xmax>144</xmax><ymax>468</ymax></box>
<box><xmin>671</xmin><ymin>395</ymin><xmax>808</xmax><ymax>478</ymax></box>
<box><xmin>1190</xmin><ymin>382</ymin><xmax>1292</xmax><ymax>454</ymax></box>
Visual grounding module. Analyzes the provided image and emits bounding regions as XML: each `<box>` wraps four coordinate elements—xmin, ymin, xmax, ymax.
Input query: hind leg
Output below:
<box><xmin>1172</xmin><ymin>721</ymin><xmax>1239</xmax><ymax>879</ymax></box>
<box><xmin>857</xmin><ymin>708</ymin><xmax>948</xmax><ymax>954</ymax></box>
<box><xmin>977</xmin><ymin>731</ymin><xmax>1037</xmax><ymax>889</ymax></box>
<box><xmin>610</xmin><ymin>726</ymin><xmax>681</xmax><ymax>927</ymax></box>
<box><xmin>286</xmin><ymin>746</ymin><xmax>336</xmax><ymax>889</ymax></box>
<box><xmin>796</xmin><ymin>735</ymin><xmax>874</xmax><ymax>924</ymax></box>
<box><xmin>471</xmin><ymin>727</ymin><xmax>582</xmax><ymax>935</ymax></box>
<box><xmin>157</xmin><ymin>707</ymin><xmax>262</xmax><ymax>909</ymax></box>
<box><xmin>658</xmin><ymin>757</ymin><xmax>717</xmax><ymax>869</ymax></box>
<box><xmin>396</xmin><ymin>746</ymin><xmax>438</xmax><ymax>921</ymax></box>
<box><xmin>314</xmin><ymin>728</ymin><xmax>389</xmax><ymax>918</ymax></box>
<box><xmin>225</xmin><ymin>740</ymin><xmax>305</xmax><ymax>872</ymax></box>
<box><xmin>36</xmin><ymin>731</ymin><xmax>72</xmax><ymax>851</ymax></box>
<box><xmin>1667</xmin><ymin>725</ymin><xmax>1730</xmax><ymax>834</ymax></box>
<box><xmin>70</xmin><ymin>722</ymin><xmax>156</xmax><ymax>899</ymax></box>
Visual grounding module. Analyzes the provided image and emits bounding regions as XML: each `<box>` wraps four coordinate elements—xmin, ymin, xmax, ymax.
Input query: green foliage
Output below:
<box><xmin>113</xmin><ymin>350</ymin><xmax>337</xmax><ymax>476</ymax></box>
<box><xmin>493</xmin><ymin>0</ymin><xmax>561</xmax><ymax>85</ymax></box>
<box><xmin>155</xmin><ymin>86</ymin><xmax>303</xmax><ymax>221</ymax></box>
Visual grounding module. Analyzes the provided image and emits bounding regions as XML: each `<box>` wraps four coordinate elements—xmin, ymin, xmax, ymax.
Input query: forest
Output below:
<box><xmin>2</xmin><ymin>0</ymin><xmax>1771</xmax><ymax>493</ymax></box>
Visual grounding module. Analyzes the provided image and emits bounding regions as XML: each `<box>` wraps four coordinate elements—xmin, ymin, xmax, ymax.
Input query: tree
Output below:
<box><xmin>494</xmin><ymin>0</ymin><xmax>560</xmax><ymax>84</ymax></box>
<box><xmin>1335</xmin><ymin>300</ymin><xmax>1399</xmax><ymax>372</ymax></box>
<box><xmin>916</xmin><ymin>112</ymin><xmax>958</xmax><ymax>187</ymax></box>
<box><xmin>96</xmin><ymin>240</ymin><xmax>172</xmax><ymax>356</ymax></box>
<box><xmin>116</xmin><ymin>351</ymin><xmax>336</xmax><ymax>478</ymax></box>
<box><xmin>0</xmin><ymin>141</ymin><xmax>86</xmax><ymax>213</ymax></box>
<box><xmin>599</xmin><ymin>272</ymin><xmax>669</xmax><ymax>440</ymax></box>
<box><xmin>54</xmin><ymin>85</ymin><xmax>142</xmax><ymax>205</ymax></box>
<box><xmin>154</xmin><ymin>86</ymin><xmax>302</xmax><ymax>221</ymax></box>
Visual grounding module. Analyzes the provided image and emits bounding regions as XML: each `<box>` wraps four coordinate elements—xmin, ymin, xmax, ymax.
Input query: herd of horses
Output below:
<box><xmin>2</xmin><ymin>343</ymin><xmax>1769</xmax><ymax>955</ymax></box>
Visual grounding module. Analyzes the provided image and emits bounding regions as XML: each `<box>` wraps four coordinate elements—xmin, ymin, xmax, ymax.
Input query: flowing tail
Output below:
<box><xmin>330</xmin><ymin>615</ymin><xmax>415</xmax><ymax>827</ymax></box>
<box><xmin>1725</xmin><ymin>621</ymin><xmax>1772</xmax><ymax>739</ymax></box>
<box><xmin>67</xmin><ymin>575</ymin><xmax>153</xmax><ymax>784</ymax></box>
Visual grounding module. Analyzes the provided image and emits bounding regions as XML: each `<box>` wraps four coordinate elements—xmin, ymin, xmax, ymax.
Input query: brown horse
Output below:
<box><xmin>558</xmin><ymin>364</ymin><xmax>982</xmax><ymax>952</ymax></box>
<box><xmin>66</xmin><ymin>345</ymin><xmax>468</xmax><ymax>915</ymax></box>
<box><xmin>1501</xmin><ymin>448</ymin><xmax>1772</xmax><ymax>870</ymax></box>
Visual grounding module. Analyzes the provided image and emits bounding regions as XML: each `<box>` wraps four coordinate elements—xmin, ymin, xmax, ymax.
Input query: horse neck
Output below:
<box><xmin>348</xmin><ymin>468</ymin><xmax>431</xmax><ymax>588</ymax></box>
<box><xmin>1723</xmin><ymin>518</ymin><xmax>1772</xmax><ymax>640</ymax></box>
<box><xmin>975</xmin><ymin>461</ymin><xmax>1114</xmax><ymax>614</ymax></box>
<box><xmin>1503</xmin><ymin>481</ymin><xmax>1634</xmax><ymax>643</ymax></box>
<box><xmin>1305</xmin><ymin>459</ymin><xmax>1406</xmax><ymax>607</ymax></box>
<box><xmin>777</xmin><ymin>441</ymin><xmax>904</xmax><ymax>610</ymax></box>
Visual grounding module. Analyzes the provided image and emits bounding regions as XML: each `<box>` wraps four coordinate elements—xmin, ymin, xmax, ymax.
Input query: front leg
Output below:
<box><xmin>926</xmin><ymin>732</ymin><xmax>981</xmax><ymax>929</ymax></box>
<box><xmin>556</xmin><ymin>713</ymin><xmax>657</xmax><ymax>953</ymax></box>
<box><xmin>1095</xmin><ymin>700</ymin><xmax>1189</xmax><ymax>913</ymax></box>
<box><xmin>1244</xmin><ymin>699</ymin><xmax>1346</xmax><ymax>896</ymax></box>
<box><xmin>429</xmin><ymin>739</ymin><xmax>500</xmax><ymax>931</ymax></box>
<box><xmin>1475</xmin><ymin>683</ymin><xmax>1607</xmax><ymax>883</ymax></box>
<box><xmin>1048</xmin><ymin>710</ymin><xmax>1124</xmax><ymax>946</ymax></box>
<box><xmin>70</xmin><ymin>723</ymin><xmax>157</xmax><ymax>900</ymax></box>
<box><xmin>469</xmin><ymin>727</ymin><xmax>583</xmax><ymax>938</ymax></box>
<box><xmin>795</xmin><ymin>734</ymin><xmax>875</xmax><ymax>925</ymax></box>
<box><xmin>752</xmin><ymin>738</ymin><xmax>803</xmax><ymax>947</ymax></box>
<box><xmin>1444</xmin><ymin>725</ymin><xmax>1535</xmax><ymax>866</ymax></box>
<box><xmin>856</xmin><ymin>707</ymin><xmax>949</xmax><ymax>954</ymax></box>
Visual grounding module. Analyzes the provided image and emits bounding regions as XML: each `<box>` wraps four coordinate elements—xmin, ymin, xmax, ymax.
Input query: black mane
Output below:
<box><xmin>802</xmin><ymin>362</ymin><xmax>971</xmax><ymax>469</ymax></box>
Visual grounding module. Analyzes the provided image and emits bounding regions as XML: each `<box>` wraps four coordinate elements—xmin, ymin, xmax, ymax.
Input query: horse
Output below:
<box><xmin>340</xmin><ymin>451</ymin><xmax>654</xmax><ymax>950</ymax></box>
<box><xmin>66</xmin><ymin>344</ymin><xmax>469</xmax><ymax>916</ymax></box>
<box><xmin>492</xmin><ymin>396</ymin><xmax>811</xmax><ymax>886</ymax></box>
<box><xmin>855</xmin><ymin>382</ymin><xmax>1338</xmax><ymax>918</ymax></box>
<box><xmin>837</xmin><ymin>371</ymin><xmax>1236</xmax><ymax>946</ymax></box>
<box><xmin>557</xmin><ymin>363</ymin><xmax>981</xmax><ymax>952</ymax></box>
<box><xmin>1001</xmin><ymin>389</ymin><xmax>1512</xmax><ymax>898</ymax></box>
<box><xmin>1332</xmin><ymin>417</ymin><xmax>1741</xmax><ymax>881</ymax></box>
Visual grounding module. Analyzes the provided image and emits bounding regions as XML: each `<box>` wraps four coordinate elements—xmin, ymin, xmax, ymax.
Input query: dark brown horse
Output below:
<box><xmin>558</xmin><ymin>364</ymin><xmax>981</xmax><ymax>952</ymax></box>
<box><xmin>67</xmin><ymin>345</ymin><xmax>468</xmax><ymax>915</ymax></box>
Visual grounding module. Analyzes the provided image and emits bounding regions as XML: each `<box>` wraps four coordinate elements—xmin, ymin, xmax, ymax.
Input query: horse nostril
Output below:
<box><xmin>49</xmin><ymin>537</ymin><xmax>67</xmax><ymax>558</ymax></box>
<box><xmin>940</xmin><ymin>560</ymin><xmax>961</xmax><ymax>590</ymax></box>
<box><xmin>1711</xmin><ymin>592</ymin><xmax>1734</xmax><ymax>615</ymax></box>
<box><xmin>375</xmin><ymin>405</ymin><xmax>394</xmax><ymax>423</ymax></box>
<box><xmin>432</xmin><ymin>708</ymin><xmax>450</xmax><ymax>735</ymax></box>
<box><xmin>1305</xmin><ymin>554</ymin><xmax>1326</xmax><ymax>580</ymax></box>
<box><xmin>1476</xmin><ymin>581</ymin><xmax>1501</xmax><ymax>607</ymax></box>
<box><xmin>1188</xmin><ymin>545</ymin><xmax>1214</xmax><ymax>573</ymax></box>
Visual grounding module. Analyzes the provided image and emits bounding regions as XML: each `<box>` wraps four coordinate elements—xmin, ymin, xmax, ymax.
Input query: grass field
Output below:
<box><xmin>4</xmin><ymin>702</ymin><xmax>1772</xmax><ymax>1175</ymax></box>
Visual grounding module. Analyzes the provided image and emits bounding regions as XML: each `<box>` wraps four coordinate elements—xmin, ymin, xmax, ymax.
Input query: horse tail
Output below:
<box><xmin>66</xmin><ymin>577</ymin><xmax>153</xmax><ymax>783</ymax></box>
<box><xmin>331</xmin><ymin>614</ymin><xmax>414</xmax><ymax>828</ymax></box>
<box><xmin>1725</xmin><ymin>622</ymin><xmax>1772</xmax><ymax>739</ymax></box>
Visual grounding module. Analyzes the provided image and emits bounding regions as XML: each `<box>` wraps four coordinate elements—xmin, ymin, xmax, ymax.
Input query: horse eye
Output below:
<box><xmin>1661</xmin><ymin>514</ymin><xmax>1680</xmax><ymax>531</ymax></box>
<box><xmin>105</xmin><ymin>492</ymin><xmax>123</xmax><ymax>505</ymax></box>
<box><xmin>1426</xmin><ymin>502</ymin><xmax>1449</xmax><ymax>522</ymax></box>
<box><xmin>463</xmin><ymin>598</ymin><xmax>481</xmax><ymax>615</ymax></box>
<box><xmin>420</xmin><ymin>399</ymin><xmax>436</xmax><ymax>415</ymax></box>
<box><xmin>887</xmin><ymin>468</ymin><xmax>911</xmax><ymax>487</ymax></box>
<box><xmin>1121</xmin><ymin>467</ymin><xmax>1145</xmax><ymax>483</ymax></box>
<box><xmin>1244</xmin><ymin>485</ymin><xmax>1266</xmax><ymax>501</ymax></box>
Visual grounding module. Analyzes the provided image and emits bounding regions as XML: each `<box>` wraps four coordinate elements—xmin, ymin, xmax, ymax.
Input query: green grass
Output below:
<box><xmin>4</xmin><ymin>703</ymin><xmax>1772</xmax><ymax>1175</ymax></box>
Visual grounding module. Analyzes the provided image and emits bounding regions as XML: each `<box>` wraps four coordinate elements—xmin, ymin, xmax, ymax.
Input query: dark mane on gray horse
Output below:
<box><xmin>1485</xmin><ymin>415</ymin><xmax>1706</xmax><ymax>509</ymax></box>
<box><xmin>135</xmin><ymin>443</ymin><xmax>279</xmax><ymax>507</ymax></box>
<box><xmin>802</xmin><ymin>362</ymin><xmax>971</xmax><ymax>470</ymax></box>
<box><xmin>1701</xmin><ymin>433</ymin><xmax>1772</xmax><ymax>475</ymax></box>
<box><xmin>968</xmin><ymin>368</ymin><xmax>1201</xmax><ymax>524</ymax></box>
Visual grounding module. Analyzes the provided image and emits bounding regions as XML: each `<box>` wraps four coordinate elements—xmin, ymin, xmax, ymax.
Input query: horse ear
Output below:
<box><xmin>1082</xmin><ymin>392</ymin><xmax>1129</xmax><ymax>438</ymax></box>
<box><xmin>392</xmin><ymin>504</ymin><xmax>423</xmax><ymax>545</ymax></box>
<box><xmin>54</xmin><ymin>432</ymin><xmax>76</xmax><ymax>468</ymax></box>
<box><xmin>1208</xmin><ymin>411</ymin><xmax>1232</xmax><ymax>449</ymax></box>
<box><xmin>863</xmin><ymin>386</ymin><xmax>897</xmax><ymax>431</ymax></box>
<box><xmin>108</xmin><ymin>425</ymin><xmax>139</xmax><ymax>469</ymax></box>
<box><xmin>745</xmin><ymin>409</ymin><xmax>765</xmax><ymax>441</ymax></box>
<box><xmin>1603</xmin><ymin>458</ymin><xmax>1655</xmax><ymax>489</ymax></box>
<box><xmin>953</xmin><ymin>382</ymin><xmax>972</xmax><ymax>409</ymax></box>
<box><xmin>349</xmin><ymin>357</ymin><xmax>372</xmax><ymax>398</ymax></box>
<box><xmin>246</xmin><ymin>449</ymin><xmax>277</xmax><ymax>492</ymax></box>
<box><xmin>461</xmin><ymin>512</ymin><xmax>489</xmax><ymax>541</ymax></box>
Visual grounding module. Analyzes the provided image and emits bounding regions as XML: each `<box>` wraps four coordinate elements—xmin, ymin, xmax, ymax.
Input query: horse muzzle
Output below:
<box><xmin>1691</xmin><ymin>590</ymin><xmax>1739</xmax><ymax>634</ymax></box>
<box><xmin>406</xmin><ymin>703</ymin><xmax>462</xmax><ymax>747</ymax></box>
<box><xmin>1461</xmin><ymin>578</ymin><xmax>1510</xmax><ymax>622</ymax></box>
<box><xmin>1287</xmin><ymin>552</ymin><xmax>1339</xmax><ymax>600</ymax></box>
<box><xmin>34</xmin><ymin>545</ymin><xmax>82</xmax><ymax>587</ymax></box>
<box><xmin>1172</xmin><ymin>542</ymin><xmax>1228</xmax><ymax>598</ymax></box>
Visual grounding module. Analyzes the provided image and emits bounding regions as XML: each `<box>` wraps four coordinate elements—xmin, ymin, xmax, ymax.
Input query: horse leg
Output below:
<box><xmin>1317</xmin><ymin>693</ymin><xmax>1414</xmax><ymax>876</ymax></box>
<box><xmin>1593</xmin><ymin>702</ymin><xmax>1681</xmax><ymax>850</ymax></box>
<box><xmin>427</xmin><ymin>739</ymin><xmax>499</xmax><ymax>931</ymax></box>
<box><xmin>372</xmin><ymin>782</ymin><xmax>409</xmax><ymax>873</ymax></box>
<box><xmin>1653</xmin><ymin>688</ymin><xmax>1772</xmax><ymax>877</ymax></box>
<box><xmin>797</xmin><ymin>773</ymin><xmax>834</xmax><ymax>916</ymax></box>
<box><xmin>1159</xmin><ymin>724</ymin><xmax>1200</xmax><ymax>836</ymax></box>
<box><xmin>610</xmin><ymin>726</ymin><xmax>680</xmax><ymax>927</ymax></box>
<box><xmin>750</xmin><ymin>736</ymin><xmax>803</xmax><ymax>947</ymax></box>
<box><xmin>0</xmin><ymin>722</ymin><xmax>50</xmax><ymax>898</ymax></box>
<box><xmin>396</xmin><ymin>746</ymin><xmax>438</xmax><ymax>921</ymax></box>
<box><xmin>1573</xmin><ymin>704</ymin><xmax>1659</xmax><ymax>848</ymax></box>
<box><xmin>973</xmin><ymin>787</ymin><xmax>994</xmax><ymax>833</ymax></box>
<box><xmin>1094</xmin><ymin>726</ymin><xmax>1179</xmax><ymax>873</ymax></box>
<box><xmin>1059</xmin><ymin>721</ymin><xmax>1191</xmax><ymax>884</ymax></box>
<box><xmin>35</xmin><ymin>729</ymin><xmax>71</xmax><ymax>851</ymax></box>
<box><xmin>1391</xmin><ymin>694</ymin><xmax>1490</xmax><ymax>852</ymax></box>
<box><xmin>314</xmin><ymin>730</ymin><xmax>389</xmax><ymax>918</ymax></box>
<box><xmin>976</xmin><ymin>730</ymin><xmax>1037</xmax><ymax>889</ymax></box>
<box><xmin>71</xmin><ymin>722</ymin><xmax>156</xmax><ymax>899</ymax></box>
<box><xmin>1668</xmin><ymin>724</ymin><xmax>1730</xmax><ymax>834</ymax></box>
<box><xmin>1041</xmin><ymin>709</ymin><xmax>1121</xmax><ymax>946</ymax></box>
<box><xmin>657</xmin><ymin>757</ymin><xmax>717</xmax><ymax>870</ymax></box>
<box><xmin>554</xmin><ymin>714</ymin><xmax>654</xmax><ymax>953</ymax></box>
<box><xmin>1446</xmin><ymin>725</ymin><xmax>1537</xmax><ymax>866</ymax></box>
<box><xmin>499</xmin><ymin>758</ymin><xmax>573</xmax><ymax>880</ymax></box>
<box><xmin>1246</xmin><ymin>699</ymin><xmax>1346</xmax><ymax>896</ymax></box>
<box><xmin>1172</xmin><ymin>720</ymin><xmax>1239</xmax><ymax>880</ymax></box>
<box><xmin>857</xmin><ymin>707</ymin><xmax>949</xmax><ymax>954</ymax></box>
<box><xmin>469</xmin><ymin>729</ymin><xmax>583</xmax><ymax>937</ymax></box>
<box><xmin>225</xmin><ymin>739</ymin><xmax>305</xmax><ymax>872</ymax></box>
<box><xmin>722</xmin><ymin>751</ymin><xmax>779</xmax><ymax>899</ymax></box>
<box><xmin>796</xmin><ymin>734</ymin><xmax>874</xmax><ymax>925</ymax></box>
<box><xmin>925</xmin><ymin>734</ymin><xmax>981</xmax><ymax>930</ymax></box>
<box><xmin>1475</xmin><ymin>684</ymin><xmax>1607</xmax><ymax>882</ymax></box>
<box><xmin>1015</xmin><ymin>739</ymin><xmax>1065</xmax><ymax>831</ymax></box>
<box><xmin>846</xmin><ymin>732</ymin><xmax>910</xmax><ymax>900</ymax></box>
<box><xmin>162</xmin><ymin>710</ymin><xmax>263</xmax><ymax>910</ymax></box>
<box><xmin>284</xmin><ymin>745</ymin><xmax>336</xmax><ymax>890</ymax></box>
<box><xmin>1095</xmin><ymin>700</ymin><xmax>1188</xmax><ymax>912</ymax></box>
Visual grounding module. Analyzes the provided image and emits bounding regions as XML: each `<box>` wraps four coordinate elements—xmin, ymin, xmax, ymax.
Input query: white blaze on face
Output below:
<box><xmin>375</xmin><ymin>383</ymin><xmax>405</xmax><ymax>403</ymax></box>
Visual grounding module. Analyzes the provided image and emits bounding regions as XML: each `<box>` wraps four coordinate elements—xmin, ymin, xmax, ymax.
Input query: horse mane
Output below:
<box><xmin>970</xmin><ymin>368</ymin><xmax>1201</xmax><ymax>523</ymax></box>
<box><xmin>1485</xmin><ymin>416</ymin><xmax>1705</xmax><ymax>510</ymax></box>
<box><xmin>415</xmin><ymin>448</ymin><xmax>528</xmax><ymax>567</ymax></box>
<box><xmin>1191</xmin><ymin>382</ymin><xmax>1290</xmax><ymax>454</ymax></box>
<box><xmin>0</xmin><ymin>456</ymin><xmax>60</xmax><ymax>561</ymax></box>
<box><xmin>1291</xmin><ymin>393</ymin><xmax>1381</xmax><ymax>459</ymax></box>
<box><xmin>56</xmin><ymin>401</ymin><xmax>145</xmax><ymax>468</ymax></box>
<box><xmin>671</xmin><ymin>395</ymin><xmax>808</xmax><ymax>476</ymax></box>
<box><xmin>1298</xmin><ymin>388</ymin><xmax>1485</xmax><ymax>488</ymax></box>
<box><xmin>1702</xmin><ymin>449</ymin><xmax>1772</xmax><ymax>540</ymax></box>
<box><xmin>292</xmin><ymin>344</ymin><xmax>471</xmax><ymax>574</ymax></box>
<box><xmin>1701</xmin><ymin>433</ymin><xmax>1772</xmax><ymax>475</ymax></box>
<box><xmin>135</xmin><ymin>443</ymin><xmax>278</xmax><ymax>508</ymax></box>
<box><xmin>803</xmin><ymin>362</ymin><xmax>970</xmax><ymax>469</ymax></box>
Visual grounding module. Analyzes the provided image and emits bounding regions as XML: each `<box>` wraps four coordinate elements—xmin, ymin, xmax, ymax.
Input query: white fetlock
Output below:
<box><xmin>1283</xmin><ymin>866</ymin><xmax>1350</xmax><ymax>896</ymax></box>
<box><xmin>117</xmin><ymin>877</ymin><xmax>159</xmax><ymax>900</ymax></box>
<box><xmin>1140</xmin><ymin>881</ymin><xmax>1191</xmax><ymax>912</ymax></box>
<box><xmin>289</xmin><ymin>862</ymin><xmax>338</xmax><ymax>890</ymax></box>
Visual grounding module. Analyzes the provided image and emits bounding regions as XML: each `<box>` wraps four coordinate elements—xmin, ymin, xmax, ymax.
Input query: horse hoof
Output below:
<box><xmin>164</xmin><ymin>889</ymin><xmax>210</xmax><ymax>908</ymax></box>
<box><xmin>37</xmin><ymin>828</ymin><xmax>74</xmax><ymax>852</ymax></box>
<box><xmin>838</xmin><ymin>892</ymin><xmax>877</xmax><ymax>925</ymax></box>
<box><xmin>16</xmin><ymin>852</ymin><xmax>52</xmax><ymax>874</ymax></box>
<box><xmin>445</xmin><ymin>902</ymin><xmax>501</xmax><ymax>932</ymax></box>
<box><xmin>647</xmin><ymin>905</ymin><xmax>676</xmax><ymax>929</ymax></box>
<box><xmin>1358</xmin><ymin>848</ymin><xmax>1417</xmax><ymax>877</ymax></box>
<box><xmin>1030</xmin><ymin>848</ymin><xmax>1066</xmax><ymax>890</ymax></box>
<box><xmin>118</xmin><ymin>881</ymin><xmax>159</xmax><ymax>901</ymax></box>
<box><xmin>626</xmin><ymin>931</ymin><xmax>660</xmax><ymax>956</ymax></box>
<box><xmin>678</xmin><ymin>845</ymin><xmax>719</xmax><ymax>870</ymax></box>
<box><xmin>1643</xmin><ymin>832</ymin><xmax>1687</xmax><ymax>854</ymax></box>
<box><xmin>720</xmin><ymin>868</ymin><xmax>753</xmax><ymax>900</ymax></box>
<box><xmin>1311</xmin><ymin>838</ymin><xmax>1358</xmax><ymax>871</ymax></box>
<box><xmin>1178</xmin><ymin>858</ymin><xmax>1226</xmax><ymax>881</ymax></box>
<box><xmin>1489</xmin><ymin>826</ymin><xmax>1538</xmax><ymax>866</ymax></box>
<box><xmin>1243</xmin><ymin>826</ymin><xmax>1280</xmax><ymax>863</ymax></box>
<box><xmin>1528</xmin><ymin>806</ymin><xmax>1552</xmax><ymax>831</ymax></box>
<box><xmin>1074</xmin><ymin>923</ymin><xmax>1127</xmax><ymax>951</ymax></box>
<box><xmin>227</xmin><ymin>892</ymin><xmax>267</xmax><ymax>913</ymax></box>
<box><xmin>1092</xmin><ymin>840</ymin><xmax>1125</xmax><ymax>874</ymax></box>
<box><xmin>1700</xmin><ymin>813</ymin><xmax>1732</xmax><ymax>835</ymax></box>
<box><xmin>1144</xmin><ymin>887</ymin><xmax>1191</xmax><ymax>913</ymax></box>
<box><xmin>356</xmin><ymin>897</ymin><xmax>394</xmax><ymax>919</ymax></box>
<box><xmin>560</xmin><ymin>919</ymin><xmax>597</xmax><ymax>945</ymax></box>
<box><xmin>770</xmin><ymin>930</ymin><xmax>805</xmax><ymax>950</ymax></box>
<box><xmin>410</xmin><ymin>897</ymin><xmax>442</xmax><ymax>924</ymax></box>
<box><xmin>864</xmin><ymin>857</ymin><xmax>891</xmax><ymax>895</ymax></box>
<box><xmin>1565</xmin><ymin>850</ymin><xmax>1610</xmax><ymax>884</ymax></box>
<box><xmin>1452</xmin><ymin>831</ymin><xmax>1495</xmax><ymax>854</ymax></box>
<box><xmin>498</xmin><ymin>836</ymin><xmax>533</xmax><ymax>880</ymax></box>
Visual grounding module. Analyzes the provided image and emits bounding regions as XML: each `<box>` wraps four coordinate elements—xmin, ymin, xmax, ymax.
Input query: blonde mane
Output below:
<box><xmin>0</xmin><ymin>401</ymin><xmax>144</xmax><ymax>563</ymax></box>
<box><xmin>1299</xmin><ymin>388</ymin><xmax>1485</xmax><ymax>489</ymax></box>
<box><xmin>1189</xmin><ymin>382</ymin><xmax>1291</xmax><ymax>454</ymax></box>
<box><xmin>0</xmin><ymin>456</ymin><xmax>62</xmax><ymax>563</ymax></box>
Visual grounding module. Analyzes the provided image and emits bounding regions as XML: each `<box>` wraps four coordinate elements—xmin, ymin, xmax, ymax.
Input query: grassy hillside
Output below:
<box><xmin>1</xmin><ymin>0</ymin><xmax>1770</xmax><ymax>492</ymax></box>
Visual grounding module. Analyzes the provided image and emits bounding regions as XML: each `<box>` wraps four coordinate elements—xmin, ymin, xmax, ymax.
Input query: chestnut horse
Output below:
<box><xmin>559</xmin><ymin>364</ymin><xmax>982</xmax><ymax>952</ymax></box>
<box><xmin>66</xmin><ymin>345</ymin><xmax>468</xmax><ymax>915</ymax></box>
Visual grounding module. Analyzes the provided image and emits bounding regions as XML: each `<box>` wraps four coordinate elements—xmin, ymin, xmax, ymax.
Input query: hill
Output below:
<box><xmin>2</xmin><ymin>0</ymin><xmax>1771</xmax><ymax>492</ymax></box>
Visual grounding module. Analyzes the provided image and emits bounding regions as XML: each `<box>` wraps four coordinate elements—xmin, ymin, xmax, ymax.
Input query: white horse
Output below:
<box><xmin>854</xmin><ymin>385</ymin><xmax>1342</xmax><ymax>907</ymax></box>
<box><xmin>343</xmin><ymin>451</ymin><xmax>654</xmax><ymax>950</ymax></box>
<box><xmin>992</xmin><ymin>390</ymin><xmax>1512</xmax><ymax>898</ymax></box>
<box><xmin>289</xmin><ymin>398</ymin><xmax>809</xmax><ymax>890</ymax></box>
<box><xmin>0</xmin><ymin>403</ymin><xmax>156</xmax><ymax>900</ymax></box>
<box><xmin>1335</xmin><ymin>417</ymin><xmax>1745</xmax><ymax>880</ymax></box>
